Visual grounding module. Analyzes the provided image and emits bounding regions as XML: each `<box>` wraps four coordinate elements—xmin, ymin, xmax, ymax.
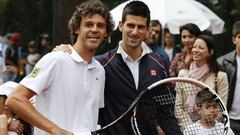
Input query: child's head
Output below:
<box><xmin>195</xmin><ymin>89</ymin><xmax>218</xmax><ymax>123</ymax></box>
<box><xmin>232</xmin><ymin>21</ymin><xmax>240</xmax><ymax>54</ymax></box>
<box><xmin>28</xmin><ymin>40</ymin><xmax>38</xmax><ymax>54</ymax></box>
<box><xmin>40</xmin><ymin>34</ymin><xmax>51</xmax><ymax>48</ymax></box>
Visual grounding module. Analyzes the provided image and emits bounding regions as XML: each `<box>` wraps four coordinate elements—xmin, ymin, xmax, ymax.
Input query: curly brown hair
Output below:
<box><xmin>68</xmin><ymin>0</ymin><xmax>114</xmax><ymax>44</ymax></box>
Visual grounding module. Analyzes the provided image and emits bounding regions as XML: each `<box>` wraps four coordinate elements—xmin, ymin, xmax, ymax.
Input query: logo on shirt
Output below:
<box><xmin>31</xmin><ymin>67</ymin><xmax>41</xmax><ymax>78</ymax></box>
<box><xmin>151</xmin><ymin>69</ymin><xmax>157</xmax><ymax>76</ymax></box>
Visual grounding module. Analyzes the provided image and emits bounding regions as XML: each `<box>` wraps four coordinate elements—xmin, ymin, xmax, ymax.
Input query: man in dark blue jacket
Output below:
<box><xmin>96</xmin><ymin>1</ymin><xmax>182</xmax><ymax>135</ymax></box>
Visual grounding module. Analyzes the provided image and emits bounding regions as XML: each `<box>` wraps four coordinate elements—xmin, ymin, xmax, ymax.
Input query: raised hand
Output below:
<box><xmin>52</xmin><ymin>44</ymin><xmax>72</xmax><ymax>53</ymax></box>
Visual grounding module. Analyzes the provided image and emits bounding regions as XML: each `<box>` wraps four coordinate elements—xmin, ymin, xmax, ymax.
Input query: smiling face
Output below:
<box><xmin>119</xmin><ymin>15</ymin><xmax>148</xmax><ymax>49</ymax></box>
<box><xmin>192</xmin><ymin>38</ymin><xmax>212</xmax><ymax>66</ymax></box>
<box><xmin>181</xmin><ymin>30</ymin><xmax>197</xmax><ymax>51</ymax></box>
<box><xmin>75</xmin><ymin>14</ymin><xmax>107</xmax><ymax>51</ymax></box>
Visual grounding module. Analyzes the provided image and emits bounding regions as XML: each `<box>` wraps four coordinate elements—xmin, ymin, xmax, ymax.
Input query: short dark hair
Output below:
<box><xmin>232</xmin><ymin>21</ymin><xmax>240</xmax><ymax>37</ymax></box>
<box><xmin>68</xmin><ymin>0</ymin><xmax>114</xmax><ymax>44</ymax></box>
<box><xmin>150</xmin><ymin>20</ymin><xmax>162</xmax><ymax>28</ymax></box>
<box><xmin>195</xmin><ymin>88</ymin><xmax>215</xmax><ymax>108</ymax></box>
<box><xmin>164</xmin><ymin>28</ymin><xmax>170</xmax><ymax>35</ymax></box>
<box><xmin>180</xmin><ymin>23</ymin><xmax>202</xmax><ymax>37</ymax></box>
<box><xmin>122</xmin><ymin>1</ymin><xmax>150</xmax><ymax>27</ymax></box>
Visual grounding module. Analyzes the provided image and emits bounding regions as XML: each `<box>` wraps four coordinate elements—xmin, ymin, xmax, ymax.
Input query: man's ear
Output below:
<box><xmin>118</xmin><ymin>21</ymin><xmax>123</xmax><ymax>32</ymax></box>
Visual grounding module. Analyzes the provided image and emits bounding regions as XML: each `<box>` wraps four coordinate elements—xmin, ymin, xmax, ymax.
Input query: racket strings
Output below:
<box><xmin>94</xmin><ymin>78</ymin><xmax>229</xmax><ymax>135</ymax></box>
<box><xmin>174</xmin><ymin>82</ymin><xmax>226</xmax><ymax>135</ymax></box>
<box><xmin>131</xmin><ymin>84</ymin><xmax>176</xmax><ymax>135</ymax></box>
<box><xmin>152</xmin><ymin>93</ymin><xmax>175</xmax><ymax>105</ymax></box>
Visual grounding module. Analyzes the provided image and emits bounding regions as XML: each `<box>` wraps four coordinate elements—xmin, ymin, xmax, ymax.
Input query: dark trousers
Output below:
<box><xmin>230</xmin><ymin>119</ymin><xmax>240</xmax><ymax>135</ymax></box>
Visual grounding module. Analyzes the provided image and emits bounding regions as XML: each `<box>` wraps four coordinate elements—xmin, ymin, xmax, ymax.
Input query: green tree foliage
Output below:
<box><xmin>0</xmin><ymin>0</ymin><xmax>7</xmax><ymax>33</ymax></box>
<box><xmin>0</xmin><ymin>0</ymin><xmax>238</xmax><ymax>56</ymax></box>
<box><xmin>197</xmin><ymin>0</ymin><xmax>240</xmax><ymax>55</ymax></box>
<box><xmin>0</xmin><ymin>0</ymin><xmax>52</xmax><ymax>44</ymax></box>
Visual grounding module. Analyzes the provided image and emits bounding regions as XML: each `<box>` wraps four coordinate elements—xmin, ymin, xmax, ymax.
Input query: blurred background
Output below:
<box><xmin>0</xmin><ymin>0</ymin><xmax>239</xmax><ymax>56</ymax></box>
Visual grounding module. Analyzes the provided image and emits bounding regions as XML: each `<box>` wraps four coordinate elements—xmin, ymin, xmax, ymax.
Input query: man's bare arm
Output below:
<box><xmin>6</xmin><ymin>85</ymin><xmax>73</xmax><ymax>135</ymax></box>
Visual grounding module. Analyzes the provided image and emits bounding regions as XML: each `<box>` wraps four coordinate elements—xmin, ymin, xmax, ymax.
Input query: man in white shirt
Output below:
<box><xmin>5</xmin><ymin>0</ymin><xmax>114</xmax><ymax>135</ymax></box>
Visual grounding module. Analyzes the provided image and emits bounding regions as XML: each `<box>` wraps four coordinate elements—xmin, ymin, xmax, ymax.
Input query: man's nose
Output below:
<box><xmin>91</xmin><ymin>25</ymin><xmax>99</xmax><ymax>32</ymax></box>
<box><xmin>132</xmin><ymin>27</ymin><xmax>139</xmax><ymax>35</ymax></box>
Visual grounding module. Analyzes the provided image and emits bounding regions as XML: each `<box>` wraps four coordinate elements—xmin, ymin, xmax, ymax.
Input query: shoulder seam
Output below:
<box><xmin>102</xmin><ymin>52</ymin><xmax>117</xmax><ymax>67</ymax></box>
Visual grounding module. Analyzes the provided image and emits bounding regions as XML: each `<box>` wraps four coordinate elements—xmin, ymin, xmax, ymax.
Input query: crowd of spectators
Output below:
<box><xmin>0</xmin><ymin>33</ymin><xmax>52</xmax><ymax>84</ymax></box>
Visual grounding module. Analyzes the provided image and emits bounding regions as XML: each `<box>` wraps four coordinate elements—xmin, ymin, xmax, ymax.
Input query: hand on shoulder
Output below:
<box><xmin>52</xmin><ymin>44</ymin><xmax>72</xmax><ymax>54</ymax></box>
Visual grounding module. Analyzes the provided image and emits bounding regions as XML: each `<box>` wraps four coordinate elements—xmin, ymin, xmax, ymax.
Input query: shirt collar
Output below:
<box><xmin>70</xmin><ymin>46</ymin><xmax>97</xmax><ymax>69</ymax></box>
<box><xmin>116</xmin><ymin>41</ymin><xmax>152</xmax><ymax>62</ymax></box>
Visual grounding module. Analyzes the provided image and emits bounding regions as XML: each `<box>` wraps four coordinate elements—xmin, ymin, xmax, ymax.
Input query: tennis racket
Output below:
<box><xmin>90</xmin><ymin>77</ymin><xmax>230</xmax><ymax>135</ymax></box>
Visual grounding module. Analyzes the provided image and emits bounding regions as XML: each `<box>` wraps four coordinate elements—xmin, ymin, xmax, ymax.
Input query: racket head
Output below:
<box><xmin>136</xmin><ymin>77</ymin><xmax>230</xmax><ymax>135</ymax></box>
<box><xmin>92</xmin><ymin>77</ymin><xmax>230</xmax><ymax>135</ymax></box>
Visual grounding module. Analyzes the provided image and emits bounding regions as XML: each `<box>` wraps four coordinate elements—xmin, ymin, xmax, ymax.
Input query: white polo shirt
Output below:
<box><xmin>20</xmin><ymin>46</ymin><xmax>105</xmax><ymax>135</ymax></box>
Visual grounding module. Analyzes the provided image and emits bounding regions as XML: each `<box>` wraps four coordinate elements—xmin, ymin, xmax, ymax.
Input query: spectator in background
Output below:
<box><xmin>169</xmin><ymin>23</ymin><xmax>202</xmax><ymax>77</ymax></box>
<box><xmin>1</xmin><ymin>33</ymin><xmax>13</xmax><ymax>58</ymax></box>
<box><xmin>39</xmin><ymin>33</ymin><xmax>52</xmax><ymax>57</ymax></box>
<box><xmin>183</xmin><ymin>90</ymin><xmax>234</xmax><ymax>135</ymax></box>
<box><xmin>146</xmin><ymin>20</ymin><xmax>170</xmax><ymax>70</ymax></box>
<box><xmin>5</xmin><ymin>32</ymin><xmax>21</xmax><ymax>68</ymax></box>
<box><xmin>163</xmin><ymin>28</ymin><xmax>181</xmax><ymax>61</ymax></box>
<box><xmin>25</xmin><ymin>40</ymin><xmax>41</xmax><ymax>75</ymax></box>
<box><xmin>0</xmin><ymin>43</ymin><xmax>6</xmax><ymax>85</ymax></box>
<box><xmin>175</xmin><ymin>34</ymin><xmax>228</xmax><ymax>129</ymax></box>
<box><xmin>222</xmin><ymin>21</ymin><xmax>240</xmax><ymax>135</ymax></box>
<box><xmin>4</xmin><ymin>32</ymin><xmax>21</xmax><ymax>82</ymax></box>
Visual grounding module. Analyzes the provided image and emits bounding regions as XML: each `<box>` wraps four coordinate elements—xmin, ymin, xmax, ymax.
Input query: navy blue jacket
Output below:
<box><xmin>148</xmin><ymin>43</ymin><xmax>170</xmax><ymax>71</ymax></box>
<box><xmin>96</xmin><ymin>48</ymin><xmax>182</xmax><ymax>135</ymax></box>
